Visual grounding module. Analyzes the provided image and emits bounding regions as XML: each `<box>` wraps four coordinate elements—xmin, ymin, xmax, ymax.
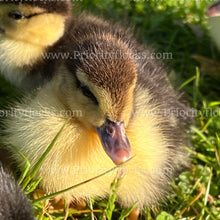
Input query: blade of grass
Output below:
<box><xmin>216</xmin><ymin>134</ymin><xmax>220</xmax><ymax>166</ymax></box>
<box><xmin>68</xmin><ymin>209</ymin><xmax>103</xmax><ymax>215</ymax></box>
<box><xmin>186</xmin><ymin>147</ymin><xmax>216</xmax><ymax>164</ymax></box>
<box><xmin>25</xmin><ymin>177</ymin><xmax>43</xmax><ymax>194</ymax></box>
<box><xmin>178</xmin><ymin>75</ymin><xmax>196</xmax><ymax>90</ymax></box>
<box><xmin>199</xmin><ymin>168</ymin><xmax>212</xmax><ymax>220</ymax></box>
<box><xmin>197</xmin><ymin>201</ymin><xmax>216</xmax><ymax>220</ymax></box>
<box><xmin>208</xmin><ymin>101</ymin><xmax>220</xmax><ymax>107</ymax></box>
<box><xmin>144</xmin><ymin>207</ymin><xmax>152</xmax><ymax>219</ymax></box>
<box><xmin>17</xmin><ymin>152</ymin><xmax>31</xmax><ymax>185</ymax></box>
<box><xmin>103</xmin><ymin>177</ymin><xmax>121</xmax><ymax>220</ymax></box>
<box><xmin>205</xmin><ymin>215</ymin><xmax>210</xmax><ymax>220</ymax></box>
<box><xmin>201</xmin><ymin>118</ymin><xmax>212</xmax><ymax>133</ymax></box>
<box><xmin>119</xmin><ymin>202</ymin><xmax>138</xmax><ymax>220</ymax></box>
<box><xmin>89</xmin><ymin>199</ymin><xmax>95</xmax><ymax>220</ymax></box>
<box><xmin>32</xmin><ymin>157</ymin><xmax>134</xmax><ymax>205</ymax></box>
<box><xmin>22</xmin><ymin>118</ymin><xmax>70</xmax><ymax>189</ymax></box>
<box><xmin>191</xmin><ymin>126</ymin><xmax>214</xmax><ymax>148</ymax></box>
<box><xmin>193</xmin><ymin>67</ymin><xmax>200</xmax><ymax>108</ymax></box>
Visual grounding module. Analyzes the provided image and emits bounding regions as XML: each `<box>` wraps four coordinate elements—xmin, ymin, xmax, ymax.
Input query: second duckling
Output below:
<box><xmin>0</xmin><ymin>0</ymin><xmax>72</xmax><ymax>90</ymax></box>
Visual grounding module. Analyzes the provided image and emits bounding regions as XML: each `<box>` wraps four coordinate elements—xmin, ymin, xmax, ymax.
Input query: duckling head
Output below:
<box><xmin>57</xmin><ymin>36</ymin><xmax>138</xmax><ymax>165</ymax></box>
<box><xmin>0</xmin><ymin>0</ymin><xmax>71</xmax><ymax>47</ymax></box>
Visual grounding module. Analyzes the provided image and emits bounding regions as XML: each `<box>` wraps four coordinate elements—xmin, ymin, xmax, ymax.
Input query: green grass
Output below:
<box><xmin>0</xmin><ymin>0</ymin><xmax>220</xmax><ymax>219</ymax></box>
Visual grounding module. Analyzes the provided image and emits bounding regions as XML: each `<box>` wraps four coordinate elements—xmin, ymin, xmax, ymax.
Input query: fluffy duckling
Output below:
<box><xmin>207</xmin><ymin>1</ymin><xmax>220</xmax><ymax>50</ymax></box>
<box><xmin>3</xmin><ymin>14</ymin><xmax>190</xmax><ymax>209</ymax></box>
<box><xmin>0</xmin><ymin>163</ymin><xmax>33</xmax><ymax>220</ymax></box>
<box><xmin>0</xmin><ymin>0</ymin><xmax>72</xmax><ymax>90</ymax></box>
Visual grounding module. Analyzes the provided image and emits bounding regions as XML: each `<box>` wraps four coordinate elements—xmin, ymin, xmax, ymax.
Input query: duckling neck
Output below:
<box><xmin>0</xmin><ymin>37</ymin><xmax>45</xmax><ymax>86</ymax></box>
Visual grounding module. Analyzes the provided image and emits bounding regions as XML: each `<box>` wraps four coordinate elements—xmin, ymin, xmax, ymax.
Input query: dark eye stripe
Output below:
<box><xmin>8</xmin><ymin>11</ymin><xmax>25</xmax><ymax>20</ymax></box>
<box><xmin>8</xmin><ymin>11</ymin><xmax>46</xmax><ymax>20</ymax></box>
<box><xmin>25</xmin><ymin>12</ymin><xmax>46</xmax><ymax>19</ymax></box>
<box><xmin>75</xmin><ymin>77</ymin><xmax>99</xmax><ymax>105</ymax></box>
<box><xmin>81</xmin><ymin>85</ymin><xmax>99</xmax><ymax>105</ymax></box>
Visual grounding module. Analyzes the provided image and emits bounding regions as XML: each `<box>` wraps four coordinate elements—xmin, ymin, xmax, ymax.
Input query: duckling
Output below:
<box><xmin>3</xmin><ymin>14</ymin><xmax>190</xmax><ymax>209</ymax></box>
<box><xmin>0</xmin><ymin>163</ymin><xmax>33</xmax><ymax>220</ymax></box>
<box><xmin>0</xmin><ymin>0</ymin><xmax>72</xmax><ymax>90</ymax></box>
<box><xmin>207</xmin><ymin>1</ymin><xmax>220</xmax><ymax>50</ymax></box>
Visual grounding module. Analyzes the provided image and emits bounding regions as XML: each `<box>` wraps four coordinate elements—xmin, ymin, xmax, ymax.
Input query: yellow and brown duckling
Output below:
<box><xmin>207</xmin><ymin>1</ymin><xmax>220</xmax><ymax>50</ymax></box>
<box><xmin>0</xmin><ymin>0</ymin><xmax>72</xmax><ymax>90</ymax></box>
<box><xmin>3</xmin><ymin>14</ymin><xmax>191</xmax><ymax>209</ymax></box>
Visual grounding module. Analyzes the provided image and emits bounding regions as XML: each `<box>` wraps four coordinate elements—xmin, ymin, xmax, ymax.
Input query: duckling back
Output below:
<box><xmin>0</xmin><ymin>163</ymin><xmax>33</xmax><ymax>220</ymax></box>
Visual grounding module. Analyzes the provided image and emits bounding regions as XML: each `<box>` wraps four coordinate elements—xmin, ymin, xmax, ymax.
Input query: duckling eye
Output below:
<box><xmin>8</xmin><ymin>11</ymin><xmax>25</xmax><ymax>20</ymax></box>
<box><xmin>80</xmin><ymin>85</ymin><xmax>99</xmax><ymax>105</ymax></box>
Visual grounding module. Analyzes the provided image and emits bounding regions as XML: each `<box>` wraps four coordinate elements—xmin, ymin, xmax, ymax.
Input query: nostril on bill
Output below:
<box><xmin>107</xmin><ymin>126</ymin><xmax>115</xmax><ymax>137</ymax></box>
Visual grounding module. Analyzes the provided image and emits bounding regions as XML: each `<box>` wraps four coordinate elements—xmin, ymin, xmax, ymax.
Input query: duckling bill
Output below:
<box><xmin>3</xmin><ymin>14</ymin><xmax>191</xmax><ymax>209</ymax></box>
<box><xmin>0</xmin><ymin>0</ymin><xmax>72</xmax><ymax>90</ymax></box>
<box><xmin>96</xmin><ymin>119</ymin><xmax>131</xmax><ymax>165</ymax></box>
